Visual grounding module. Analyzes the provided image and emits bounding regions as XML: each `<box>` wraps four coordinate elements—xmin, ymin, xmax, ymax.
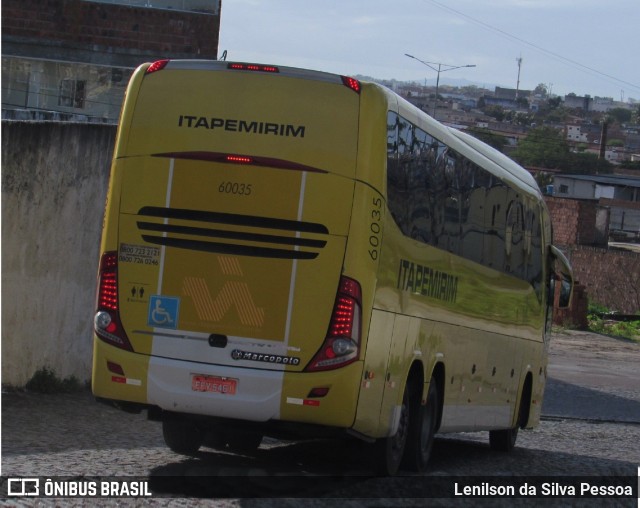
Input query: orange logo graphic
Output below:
<box><xmin>182</xmin><ymin>256</ymin><xmax>265</xmax><ymax>327</ymax></box>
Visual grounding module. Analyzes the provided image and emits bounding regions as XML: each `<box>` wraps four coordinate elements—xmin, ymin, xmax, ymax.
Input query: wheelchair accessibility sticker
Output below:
<box><xmin>148</xmin><ymin>295</ymin><xmax>180</xmax><ymax>329</ymax></box>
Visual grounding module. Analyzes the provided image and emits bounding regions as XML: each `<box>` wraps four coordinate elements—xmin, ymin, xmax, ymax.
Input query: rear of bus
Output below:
<box><xmin>92</xmin><ymin>60</ymin><xmax>367</xmax><ymax>438</ymax></box>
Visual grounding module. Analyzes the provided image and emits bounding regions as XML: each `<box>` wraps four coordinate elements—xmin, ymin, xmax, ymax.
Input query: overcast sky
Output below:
<box><xmin>218</xmin><ymin>0</ymin><xmax>640</xmax><ymax>102</ymax></box>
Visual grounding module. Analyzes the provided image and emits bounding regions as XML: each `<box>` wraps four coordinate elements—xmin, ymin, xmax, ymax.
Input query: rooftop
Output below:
<box><xmin>555</xmin><ymin>174</ymin><xmax>640</xmax><ymax>188</ymax></box>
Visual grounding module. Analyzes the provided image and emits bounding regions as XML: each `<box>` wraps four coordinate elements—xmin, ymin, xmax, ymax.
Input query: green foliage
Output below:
<box><xmin>607</xmin><ymin>108</ymin><xmax>632</xmax><ymax>124</ymax></box>
<box><xmin>565</xmin><ymin>152</ymin><xmax>613</xmax><ymax>174</ymax></box>
<box><xmin>511</xmin><ymin>126</ymin><xmax>569</xmax><ymax>168</ymax></box>
<box><xmin>587</xmin><ymin>303</ymin><xmax>640</xmax><ymax>342</ymax></box>
<box><xmin>483</xmin><ymin>105</ymin><xmax>505</xmax><ymax>122</ymax></box>
<box><xmin>618</xmin><ymin>160</ymin><xmax>640</xmax><ymax>171</ymax></box>
<box><xmin>511</xmin><ymin>126</ymin><xmax>612</xmax><ymax>173</ymax></box>
<box><xmin>466</xmin><ymin>127</ymin><xmax>508</xmax><ymax>152</ymax></box>
<box><xmin>535</xmin><ymin>171</ymin><xmax>554</xmax><ymax>191</ymax></box>
<box><xmin>25</xmin><ymin>367</ymin><xmax>84</xmax><ymax>394</ymax></box>
<box><xmin>533</xmin><ymin>83</ymin><xmax>548</xmax><ymax>97</ymax></box>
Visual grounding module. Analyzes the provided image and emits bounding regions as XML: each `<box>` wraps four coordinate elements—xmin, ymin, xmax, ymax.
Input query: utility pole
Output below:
<box><xmin>515</xmin><ymin>56</ymin><xmax>523</xmax><ymax>99</ymax></box>
<box><xmin>599</xmin><ymin>119</ymin><xmax>608</xmax><ymax>161</ymax></box>
<box><xmin>405</xmin><ymin>54</ymin><xmax>476</xmax><ymax>119</ymax></box>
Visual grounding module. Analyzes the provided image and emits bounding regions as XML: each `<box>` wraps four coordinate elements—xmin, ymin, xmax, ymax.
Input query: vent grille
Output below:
<box><xmin>137</xmin><ymin>207</ymin><xmax>328</xmax><ymax>260</ymax></box>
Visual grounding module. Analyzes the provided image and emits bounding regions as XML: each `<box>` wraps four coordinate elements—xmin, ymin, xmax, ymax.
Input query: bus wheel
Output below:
<box><xmin>489</xmin><ymin>385</ymin><xmax>527</xmax><ymax>452</ymax></box>
<box><xmin>225</xmin><ymin>430</ymin><xmax>264</xmax><ymax>453</ymax></box>
<box><xmin>203</xmin><ymin>429</ymin><xmax>227</xmax><ymax>450</ymax></box>
<box><xmin>162</xmin><ymin>419</ymin><xmax>203</xmax><ymax>455</ymax></box>
<box><xmin>489</xmin><ymin>425</ymin><xmax>518</xmax><ymax>452</ymax></box>
<box><xmin>403</xmin><ymin>376</ymin><xmax>439</xmax><ymax>472</ymax></box>
<box><xmin>373</xmin><ymin>384</ymin><xmax>411</xmax><ymax>476</ymax></box>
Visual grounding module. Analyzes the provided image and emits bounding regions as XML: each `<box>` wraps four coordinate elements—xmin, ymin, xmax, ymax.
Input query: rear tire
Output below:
<box><xmin>490</xmin><ymin>383</ymin><xmax>528</xmax><ymax>452</ymax></box>
<box><xmin>162</xmin><ymin>419</ymin><xmax>203</xmax><ymax>455</ymax></box>
<box><xmin>489</xmin><ymin>425</ymin><xmax>518</xmax><ymax>452</ymax></box>
<box><xmin>403</xmin><ymin>377</ymin><xmax>439</xmax><ymax>472</ymax></box>
<box><xmin>372</xmin><ymin>383</ymin><xmax>411</xmax><ymax>476</ymax></box>
<box><xmin>225</xmin><ymin>429</ymin><xmax>264</xmax><ymax>453</ymax></box>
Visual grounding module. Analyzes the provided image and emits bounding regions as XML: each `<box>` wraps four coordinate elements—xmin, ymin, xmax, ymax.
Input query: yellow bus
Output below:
<box><xmin>92</xmin><ymin>59</ymin><xmax>573</xmax><ymax>475</ymax></box>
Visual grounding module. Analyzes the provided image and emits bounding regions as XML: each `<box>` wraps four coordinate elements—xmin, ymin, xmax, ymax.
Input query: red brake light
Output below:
<box><xmin>341</xmin><ymin>76</ymin><xmax>361</xmax><ymax>94</ymax></box>
<box><xmin>226</xmin><ymin>155</ymin><xmax>253</xmax><ymax>164</ymax></box>
<box><xmin>146</xmin><ymin>59</ymin><xmax>170</xmax><ymax>74</ymax></box>
<box><xmin>95</xmin><ymin>251</ymin><xmax>133</xmax><ymax>351</ymax></box>
<box><xmin>153</xmin><ymin>151</ymin><xmax>327</xmax><ymax>173</ymax></box>
<box><xmin>146</xmin><ymin>59</ymin><xmax>169</xmax><ymax>74</ymax></box>
<box><xmin>228</xmin><ymin>63</ymin><xmax>279</xmax><ymax>73</ymax></box>
<box><xmin>305</xmin><ymin>276</ymin><xmax>362</xmax><ymax>372</ymax></box>
<box><xmin>98</xmin><ymin>252</ymin><xmax>118</xmax><ymax>311</ymax></box>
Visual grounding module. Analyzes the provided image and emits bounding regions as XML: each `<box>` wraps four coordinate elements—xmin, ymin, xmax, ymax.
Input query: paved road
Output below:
<box><xmin>1</xmin><ymin>330</ymin><xmax>639</xmax><ymax>505</ymax></box>
<box><xmin>544</xmin><ymin>330</ymin><xmax>640</xmax><ymax>423</ymax></box>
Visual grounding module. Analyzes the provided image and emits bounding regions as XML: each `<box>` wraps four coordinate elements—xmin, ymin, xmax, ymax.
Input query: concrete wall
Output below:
<box><xmin>2</xmin><ymin>121</ymin><xmax>115</xmax><ymax>386</ymax></box>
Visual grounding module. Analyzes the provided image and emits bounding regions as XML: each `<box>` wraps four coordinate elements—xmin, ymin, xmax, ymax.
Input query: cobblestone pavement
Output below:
<box><xmin>1</xmin><ymin>331</ymin><xmax>639</xmax><ymax>507</ymax></box>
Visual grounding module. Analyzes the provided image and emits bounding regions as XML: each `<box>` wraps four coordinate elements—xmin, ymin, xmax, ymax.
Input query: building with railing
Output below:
<box><xmin>1</xmin><ymin>0</ymin><xmax>221</xmax><ymax>123</ymax></box>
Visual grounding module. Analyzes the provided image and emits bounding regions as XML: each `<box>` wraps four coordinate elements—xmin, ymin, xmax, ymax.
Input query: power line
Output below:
<box><xmin>420</xmin><ymin>0</ymin><xmax>640</xmax><ymax>94</ymax></box>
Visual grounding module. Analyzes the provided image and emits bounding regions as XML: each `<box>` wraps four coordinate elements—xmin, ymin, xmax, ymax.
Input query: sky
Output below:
<box><xmin>218</xmin><ymin>0</ymin><xmax>640</xmax><ymax>102</ymax></box>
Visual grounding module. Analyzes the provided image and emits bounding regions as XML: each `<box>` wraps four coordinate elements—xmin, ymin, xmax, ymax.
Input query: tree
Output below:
<box><xmin>511</xmin><ymin>126</ymin><xmax>569</xmax><ymax>168</ymax></box>
<box><xmin>467</xmin><ymin>128</ymin><xmax>508</xmax><ymax>152</ymax></box>
<box><xmin>533</xmin><ymin>83</ymin><xmax>548</xmax><ymax>97</ymax></box>
<box><xmin>483</xmin><ymin>105</ymin><xmax>505</xmax><ymax>122</ymax></box>
<box><xmin>511</xmin><ymin>126</ymin><xmax>612</xmax><ymax>174</ymax></box>
<box><xmin>548</xmin><ymin>96</ymin><xmax>562</xmax><ymax>109</ymax></box>
<box><xmin>608</xmin><ymin>107</ymin><xmax>632</xmax><ymax>124</ymax></box>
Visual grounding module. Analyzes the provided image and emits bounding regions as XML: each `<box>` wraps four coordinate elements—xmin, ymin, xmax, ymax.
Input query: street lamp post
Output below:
<box><xmin>405</xmin><ymin>53</ymin><xmax>476</xmax><ymax>119</ymax></box>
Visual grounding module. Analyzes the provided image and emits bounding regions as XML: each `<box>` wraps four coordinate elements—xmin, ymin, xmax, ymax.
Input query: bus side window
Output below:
<box><xmin>460</xmin><ymin>163</ymin><xmax>485</xmax><ymax>265</ymax></box>
<box><xmin>386</xmin><ymin>112</ymin><xmax>404</xmax><ymax>229</ymax></box>
<box><xmin>484</xmin><ymin>179</ymin><xmax>507</xmax><ymax>272</ymax></box>
<box><xmin>409</xmin><ymin>127</ymin><xmax>432</xmax><ymax>243</ymax></box>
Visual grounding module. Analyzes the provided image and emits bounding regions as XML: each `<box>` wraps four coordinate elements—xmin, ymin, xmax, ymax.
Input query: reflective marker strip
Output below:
<box><xmin>111</xmin><ymin>376</ymin><xmax>142</xmax><ymax>386</ymax></box>
<box><xmin>286</xmin><ymin>397</ymin><xmax>320</xmax><ymax>407</ymax></box>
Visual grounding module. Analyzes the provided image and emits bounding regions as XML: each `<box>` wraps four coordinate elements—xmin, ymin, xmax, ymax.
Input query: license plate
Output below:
<box><xmin>191</xmin><ymin>374</ymin><xmax>237</xmax><ymax>395</ymax></box>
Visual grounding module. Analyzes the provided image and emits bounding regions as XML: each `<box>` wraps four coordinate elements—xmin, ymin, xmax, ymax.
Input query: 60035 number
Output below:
<box><xmin>369</xmin><ymin>197</ymin><xmax>383</xmax><ymax>261</ymax></box>
<box><xmin>218</xmin><ymin>181</ymin><xmax>252</xmax><ymax>196</ymax></box>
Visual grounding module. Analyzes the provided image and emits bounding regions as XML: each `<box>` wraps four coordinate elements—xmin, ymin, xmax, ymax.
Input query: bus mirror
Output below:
<box><xmin>557</xmin><ymin>272</ymin><xmax>572</xmax><ymax>309</ymax></box>
<box><xmin>550</xmin><ymin>245</ymin><xmax>574</xmax><ymax>309</ymax></box>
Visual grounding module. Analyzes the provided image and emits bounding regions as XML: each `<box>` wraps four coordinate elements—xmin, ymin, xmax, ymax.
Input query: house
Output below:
<box><xmin>553</xmin><ymin>174</ymin><xmax>640</xmax><ymax>239</ymax></box>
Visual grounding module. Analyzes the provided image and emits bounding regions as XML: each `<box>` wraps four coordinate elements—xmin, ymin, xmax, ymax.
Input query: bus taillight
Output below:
<box><xmin>341</xmin><ymin>76</ymin><xmax>361</xmax><ymax>94</ymax></box>
<box><xmin>305</xmin><ymin>276</ymin><xmax>362</xmax><ymax>372</ymax></box>
<box><xmin>94</xmin><ymin>252</ymin><xmax>133</xmax><ymax>351</ymax></box>
<box><xmin>146</xmin><ymin>59</ymin><xmax>170</xmax><ymax>74</ymax></box>
<box><xmin>228</xmin><ymin>63</ymin><xmax>279</xmax><ymax>73</ymax></box>
<box><xmin>226</xmin><ymin>155</ymin><xmax>253</xmax><ymax>164</ymax></box>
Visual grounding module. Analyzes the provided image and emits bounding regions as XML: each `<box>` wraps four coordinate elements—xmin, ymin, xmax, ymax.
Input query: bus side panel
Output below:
<box><xmin>92</xmin><ymin>339</ymin><xmax>149</xmax><ymax>403</ymax></box>
<box><xmin>356</xmin><ymin>84</ymin><xmax>392</xmax><ymax>194</ymax></box>
<box><xmin>352</xmin><ymin>310</ymin><xmax>395</xmax><ymax>436</ymax></box>
<box><xmin>430</xmin><ymin>322</ymin><xmax>522</xmax><ymax>433</ymax></box>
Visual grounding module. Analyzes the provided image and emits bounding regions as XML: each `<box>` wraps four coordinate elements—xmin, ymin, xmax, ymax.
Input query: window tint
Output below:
<box><xmin>386</xmin><ymin>113</ymin><xmax>543</xmax><ymax>287</ymax></box>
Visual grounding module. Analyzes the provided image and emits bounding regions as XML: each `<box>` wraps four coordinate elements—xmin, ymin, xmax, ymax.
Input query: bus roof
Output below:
<box><xmin>447</xmin><ymin>128</ymin><xmax>541</xmax><ymax>197</ymax></box>
<box><xmin>153</xmin><ymin>59</ymin><xmax>355</xmax><ymax>89</ymax></box>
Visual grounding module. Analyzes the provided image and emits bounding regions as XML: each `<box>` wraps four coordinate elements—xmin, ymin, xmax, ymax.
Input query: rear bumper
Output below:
<box><xmin>92</xmin><ymin>337</ymin><xmax>363</xmax><ymax>429</ymax></box>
